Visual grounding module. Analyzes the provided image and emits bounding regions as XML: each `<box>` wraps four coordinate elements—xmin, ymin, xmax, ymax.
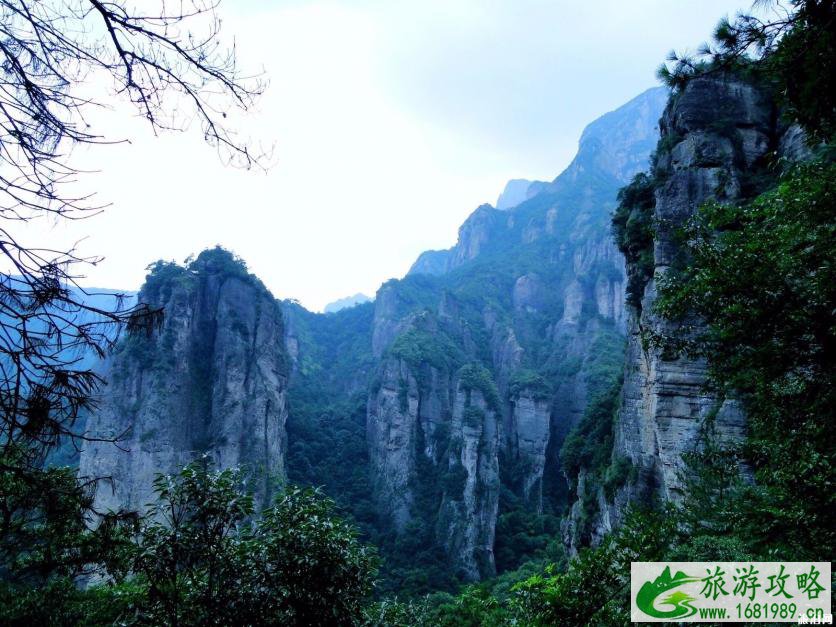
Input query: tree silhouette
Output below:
<box><xmin>657</xmin><ymin>0</ymin><xmax>834</xmax><ymax>141</ymax></box>
<box><xmin>0</xmin><ymin>0</ymin><xmax>265</xmax><ymax>474</ymax></box>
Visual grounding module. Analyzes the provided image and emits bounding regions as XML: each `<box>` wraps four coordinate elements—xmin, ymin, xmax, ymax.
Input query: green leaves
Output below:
<box><xmin>1</xmin><ymin>457</ymin><xmax>377</xmax><ymax>626</ymax></box>
<box><xmin>131</xmin><ymin>463</ymin><xmax>377</xmax><ymax>626</ymax></box>
<box><xmin>656</xmin><ymin>161</ymin><xmax>836</xmax><ymax>559</ymax></box>
<box><xmin>612</xmin><ymin>172</ymin><xmax>656</xmax><ymax>307</ymax></box>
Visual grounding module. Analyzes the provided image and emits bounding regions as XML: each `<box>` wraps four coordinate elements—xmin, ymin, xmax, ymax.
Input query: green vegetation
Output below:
<box><xmin>458</xmin><ymin>363</ymin><xmax>501</xmax><ymax>413</ymax></box>
<box><xmin>560</xmin><ymin>376</ymin><xmax>622</xmax><ymax>482</ymax></box>
<box><xmin>1</xmin><ymin>460</ymin><xmax>377</xmax><ymax>626</ymax></box>
<box><xmin>611</xmin><ymin>172</ymin><xmax>656</xmax><ymax>307</ymax></box>
<box><xmin>508</xmin><ymin>369</ymin><xmax>552</xmax><ymax>401</ymax></box>
<box><xmin>390</xmin><ymin>324</ymin><xmax>465</xmax><ymax>373</ymax></box>
<box><xmin>284</xmin><ymin>301</ymin><xmax>379</xmax><ymax>548</ymax></box>
<box><xmin>493</xmin><ymin>484</ymin><xmax>563</xmax><ymax>573</ymax></box>
<box><xmin>656</xmin><ymin>160</ymin><xmax>836</xmax><ymax>558</ymax></box>
<box><xmin>362</xmin><ymin>507</ymin><xmax>675</xmax><ymax>626</ymax></box>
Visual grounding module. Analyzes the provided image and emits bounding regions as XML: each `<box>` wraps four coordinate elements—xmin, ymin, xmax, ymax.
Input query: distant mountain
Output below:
<box><xmin>324</xmin><ymin>293</ymin><xmax>372</xmax><ymax>314</ymax></box>
<box><xmin>547</xmin><ymin>86</ymin><xmax>668</xmax><ymax>188</ymax></box>
<box><xmin>495</xmin><ymin>178</ymin><xmax>540</xmax><ymax>210</ymax></box>
<box><xmin>407</xmin><ymin>249</ymin><xmax>450</xmax><ymax>276</ymax></box>
<box><xmin>407</xmin><ymin>86</ymin><xmax>667</xmax><ymax>280</ymax></box>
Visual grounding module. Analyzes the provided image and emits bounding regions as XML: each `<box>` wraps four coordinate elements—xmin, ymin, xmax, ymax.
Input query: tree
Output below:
<box><xmin>511</xmin><ymin>507</ymin><xmax>678</xmax><ymax>626</ymax></box>
<box><xmin>657</xmin><ymin>0</ymin><xmax>835</xmax><ymax>141</ymax></box>
<box><xmin>1</xmin><ymin>0</ymin><xmax>266</xmax><ymax>470</ymax></box>
<box><xmin>133</xmin><ymin>461</ymin><xmax>255</xmax><ymax>626</ymax></box>
<box><xmin>655</xmin><ymin>161</ymin><xmax>836</xmax><ymax>558</ymax></box>
<box><xmin>0</xmin><ymin>441</ymin><xmax>140</xmax><ymax>625</ymax></box>
<box><xmin>133</xmin><ymin>461</ymin><xmax>378</xmax><ymax>627</ymax></box>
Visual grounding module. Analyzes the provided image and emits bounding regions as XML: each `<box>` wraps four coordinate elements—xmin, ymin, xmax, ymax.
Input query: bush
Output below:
<box><xmin>508</xmin><ymin>369</ymin><xmax>552</xmax><ymax>401</ymax></box>
<box><xmin>612</xmin><ymin>172</ymin><xmax>656</xmax><ymax>308</ymax></box>
<box><xmin>132</xmin><ymin>462</ymin><xmax>378</xmax><ymax>626</ymax></box>
<box><xmin>458</xmin><ymin>363</ymin><xmax>501</xmax><ymax>412</ymax></box>
<box><xmin>655</xmin><ymin>161</ymin><xmax>836</xmax><ymax>558</ymax></box>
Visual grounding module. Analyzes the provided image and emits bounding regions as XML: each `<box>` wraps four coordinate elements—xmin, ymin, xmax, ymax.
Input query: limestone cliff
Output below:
<box><xmin>367</xmin><ymin>344</ymin><xmax>501</xmax><ymax>580</ymax></box>
<box><xmin>565</xmin><ymin>76</ymin><xmax>809</xmax><ymax>548</ymax></box>
<box><xmin>366</xmin><ymin>87</ymin><xmax>666</xmax><ymax>577</ymax></box>
<box><xmin>79</xmin><ymin>248</ymin><xmax>290</xmax><ymax>514</ymax></box>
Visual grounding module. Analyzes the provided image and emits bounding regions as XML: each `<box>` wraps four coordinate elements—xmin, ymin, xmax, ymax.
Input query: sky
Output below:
<box><xmin>20</xmin><ymin>0</ymin><xmax>754</xmax><ymax>312</ymax></box>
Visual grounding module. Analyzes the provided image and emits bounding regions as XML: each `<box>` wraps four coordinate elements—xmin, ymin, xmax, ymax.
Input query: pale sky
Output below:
<box><xmin>19</xmin><ymin>0</ymin><xmax>753</xmax><ymax>311</ymax></box>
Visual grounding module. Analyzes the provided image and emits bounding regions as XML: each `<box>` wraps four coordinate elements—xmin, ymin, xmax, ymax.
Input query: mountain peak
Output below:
<box><xmin>323</xmin><ymin>293</ymin><xmax>373</xmax><ymax>314</ymax></box>
<box><xmin>564</xmin><ymin>86</ymin><xmax>668</xmax><ymax>185</ymax></box>
<box><xmin>496</xmin><ymin>178</ymin><xmax>540</xmax><ymax>210</ymax></box>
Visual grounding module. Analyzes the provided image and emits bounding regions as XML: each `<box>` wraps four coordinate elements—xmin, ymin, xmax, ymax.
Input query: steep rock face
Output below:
<box><xmin>569</xmin><ymin>76</ymin><xmax>806</xmax><ymax>546</ymax></box>
<box><xmin>618</xmin><ymin>78</ymin><xmax>770</xmax><ymax>505</ymax></box>
<box><xmin>448</xmin><ymin>204</ymin><xmax>500</xmax><ymax>270</ymax></box>
<box><xmin>367</xmin><ymin>350</ymin><xmax>501</xmax><ymax>580</ymax></box>
<box><xmin>439</xmin><ymin>384</ymin><xmax>500</xmax><ymax>580</ymax></box>
<box><xmin>368</xmin><ymin>88</ymin><xmax>666</xmax><ymax>577</ymax></box>
<box><xmin>371</xmin><ymin>283</ymin><xmax>412</xmax><ymax>358</ymax></box>
<box><xmin>79</xmin><ymin>249</ymin><xmax>289</xmax><ymax>514</ymax></box>
<box><xmin>507</xmin><ymin>391</ymin><xmax>551</xmax><ymax>506</ymax></box>
<box><xmin>367</xmin><ymin>358</ymin><xmax>423</xmax><ymax>530</ymax></box>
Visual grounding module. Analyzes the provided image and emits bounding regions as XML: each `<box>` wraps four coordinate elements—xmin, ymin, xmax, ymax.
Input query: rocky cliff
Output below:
<box><xmin>367</xmin><ymin>345</ymin><xmax>501</xmax><ymax>580</ymax></box>
<box><xmin>365</xmin><ymin>87</ymin><xmax>666</xmax><ymax>578</ymax></box>
<box><xmin>79</xmin><ymin>248</ymin><xmax>290</xmax><ymax>514</ymax></box>
<box><xmin>565</xmin><ymin>75</ymin><xmax>810</xmax><ymax>548</ymax></box>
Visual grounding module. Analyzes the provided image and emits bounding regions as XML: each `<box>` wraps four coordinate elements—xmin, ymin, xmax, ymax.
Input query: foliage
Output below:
<box><xmin>611</xmin><ymin>172</ymin><xmax>656</xmax><ymax>307</ymax></box>
<box><xmin>765</xmin><ymin>1</ymin><xmax>836</xmax><ymax>141</ymax></box>
<box><xmin>390</xmin><ymin>325</ymin><xmax>464</xmax><ymax>373</ymax></box>
<box><xmin>130</xmin><ymin>461</ymin><xmax>378</xmax><ymax>626</ymax></box>
<box><xmin>655</xmin><ymin>160</ymin><xmax>836</xmax><ymax>558</ymax></box>
<box><xmin>507</xmin><ymin>369</ymin><xmax>552</xmax><ymax>401</ymax></box>
<box><xmin>511</xmin><ymin>507</ymin><xmax>676</xmax><ymax>626</ymax></box>
<box><xmin>1</xmin><ymin>459</ymin><xmax>377</xmax><ymax>626</ymax></box>
<box><xmin>381</xmin><ymin>508</ymin><xmax>676</xmax><ymax>626</ymax></box>
<box><xmin>657</xmin><ymin>0</ymin><xmax>835</xmax><ymax>141</ymax></box>
<box><xmin>560</xmin><ymin>375</ymin><xmax>623</xmax><ymax>481</ymax></box>
<box><xmin>601</xmin><ymin>456</ymin><xmax>634</xmax><ymax>500</ymax></box>
<box><xmin>0</xmin><ymin>444</ymin><xmax>136</xmax><ymax>586</ymax></box>
<box><xmin>244</xmin><ymin>486</ymin><xmax>379</xmax><ymax>625</ymax></box>
<box><xmin>131</xmin><ymin>461</ymin><xmax>256</xmax><ymax>625</ymax></box>
<box><xmin>286</xmin><ymin>392</ymin><xmax>375</xmax><ymax>530</ymax></box>
<box><xmin>457</xmin><ymin>363</ymin><xmax>501</xmax><ymax>413</ymax></box>
<box><xmin>493</xmin><ymin>487</ymin><xmax>563</xmax><ymax>574</ymax></box>
<box><xmin>0</xmin><ymin>578</ymin><xmax>144</xmax><ymax>627</ymax></box>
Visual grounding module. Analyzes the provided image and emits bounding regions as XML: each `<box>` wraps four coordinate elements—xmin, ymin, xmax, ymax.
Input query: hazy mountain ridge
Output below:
<box><xmin>324</xmin><ymin>293</ymin><xmax>373</xmax><ymax>314</ymax></box>
<box><xmin>495</xmin><ymin>178</ymin><xmax>539</xmax><ymax>210</ymax></box>
<box><xmin>406</xmin><ymin>87</ymin><xmax>666</xmax><ymax>280</ymax></box>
